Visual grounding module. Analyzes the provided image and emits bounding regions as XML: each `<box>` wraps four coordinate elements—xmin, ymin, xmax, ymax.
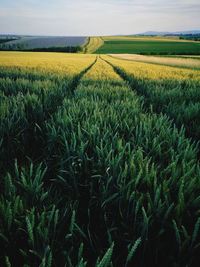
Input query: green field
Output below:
<box><xmin>97</xmin><ymin>39</ymin><xmax>200</xmax><ymax>55</ymax></box>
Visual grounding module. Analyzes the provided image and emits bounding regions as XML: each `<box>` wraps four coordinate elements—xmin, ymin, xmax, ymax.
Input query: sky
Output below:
<box><xmin>0</xmin><ymin>0</ymin><xmax>200</xmax><ymax>36</ymax></box>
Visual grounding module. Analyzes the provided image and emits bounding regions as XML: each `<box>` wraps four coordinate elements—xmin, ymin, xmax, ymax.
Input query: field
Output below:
<box><xmin>96</xmin><ymin>36</ymin><xmax>200</xmax><ymax>55</ymax></box>
<box><xmin>84</xmin><ymin>37</ymin><xmax>104</xmax><ymax>53</ymax></box>
<box><xmin>2</xmin><ymin>35</ymin><xmax>200</xmax><ymax>55</ymax></box>
<box><xmin>109</xmin><ymin>54</ymin><xmax>200</xmax><ymax>69</ymax></box>
<box><xmin>0</xmin><ymin>51</ymin><xmax>200</xmax><ymax>267</ymax></box>
<box><xmin>0</xmin><ymin>36</ymin><xmax>87</xmax><ymax>50</ymax></box>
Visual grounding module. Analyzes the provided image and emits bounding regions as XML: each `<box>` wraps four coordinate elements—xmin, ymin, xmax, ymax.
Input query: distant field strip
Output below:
<box><xmin>103</xmin><ymin>36</ymin><xmax>200</xmax><ymax>42</ymax></box>
<box><xmin>85</xmin><ymin>37</ymin><xmax>104</xmax><ymax>53</ymax></box>
<box><xmin>179</xmin><ymin>55</ymin><xmax>200</xmax><ymax>59</ymax></box>
<box><xmin>109</xmin><ymin>54</ymin><xmax>200</xmax><ymax>69</ymax></box>
<box><xmin>97</xmin><ymin>38</ymin><xmax>200</xmax><ymax>55</ymax></box>
<box><xmin>0</xmin><ymin>36</ymin><xmax>87</xmax><ymax>49</ymax></box>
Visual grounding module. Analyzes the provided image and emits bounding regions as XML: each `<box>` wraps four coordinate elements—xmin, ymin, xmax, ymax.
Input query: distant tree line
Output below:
<box><xmin>179</xmin><ymin>34</ymin><xmax>200</xmax><ymax>41</ymax></box>
<box><xmin>0</xmin><ymin>38</ymin><xmax>18</xmax><ymax>44</ymax></box>
<box><xmin>0</xmin><ymin>44</ymin><xmax>83</xmax><ymax>53</ymax></box>
<box><xmin>29</xmin><ymin>46</ymin><xmax>83</xmax><ymax>53</ymax></box>
<box><xmin>0</xmin><ymin>43</ymin><xmax>28</xmax><ymax>50</ymax></box>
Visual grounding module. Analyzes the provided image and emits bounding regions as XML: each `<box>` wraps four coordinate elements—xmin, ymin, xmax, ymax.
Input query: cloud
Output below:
<box><xmin>0</xmin><ymin>0</ymin><xmax>199</xmax><ymax>35</ymax></box>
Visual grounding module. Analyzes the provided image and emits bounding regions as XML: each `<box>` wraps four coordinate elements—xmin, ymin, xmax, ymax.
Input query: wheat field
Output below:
<box><xmin>0</xmin><ymin>51</ymin><xmax>200</xmax><ymax>267</ymax></box>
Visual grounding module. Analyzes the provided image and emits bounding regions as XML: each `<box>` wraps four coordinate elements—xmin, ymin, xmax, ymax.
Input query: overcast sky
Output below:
<box><xmin>0</xmin><ymin>0</ymin><xmax>199</xmax><ymax>36</ymax></box>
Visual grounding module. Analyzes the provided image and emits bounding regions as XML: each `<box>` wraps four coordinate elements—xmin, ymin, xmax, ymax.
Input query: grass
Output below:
<box><xmin>0</xmin><ymin>52</ymin><xmax>200</xmax><ymax>267</ymax></box>
<box><xmin>97</xmin><ymin>39</ymin><xmax>200</xmax><ymax>55</ymax></box>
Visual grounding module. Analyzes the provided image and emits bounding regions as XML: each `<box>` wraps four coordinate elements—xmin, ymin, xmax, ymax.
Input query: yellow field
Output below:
<box><xmin>109</xmin><ymin>54</ymin><xmax>200</xmax><ymax>69</ymax></box>
<box><xmin>1</xmin><ymin>51</ymin><xmax>199</xmax><ymax>82</ymax></box>
<box><xmin>83</xmin><ymin>57</ymin><xmax>122</xmax><ymax>81</ymax></box>
<box><xmin>103</xmin><ymin>36</ymin><xmax>200</xmax><ymax>43</ymax></box>
<box><xmin>103</xmin><ymin>55</ymin><xmax>200</xmax><ymax>81</ymax></box>
<box><xmin>0</xmin><ymin>52</ymin><xmax>96</xmax><ymax>76</ymax></box>
<box><xmin>85</xmin><ymin>37</ymin><xmax>104</xmax><ymax>53</ymax></box>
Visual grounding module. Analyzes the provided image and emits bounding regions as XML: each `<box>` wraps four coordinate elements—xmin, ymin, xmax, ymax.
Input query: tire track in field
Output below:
<box><xmin>100</xmin><ymin>56</ymin><xmax>200</xmax><ymax>162</ymax></box>
<box><xmin>41</xmin><ymin>56</ymin><xmax>98</xmax><ymax>119</ymax></box>
<box><xmin>101</xmin><ymin>56</ymin><xmax>200</xmax><ymax>155</ymax></box>
<box><xmin>0</xmin><ymin>56</ymin><xmax>98</xmax><ymax>172</ymax></box>
<box><xmin>32</xmin><ymin>56</ymin><xmax>98</xmax><ymax>169</ymax></box>
<box><xmin>68</xmin><ymin>56</ymin><xmax>98</xmax><ymax>94</ymax></box>
<box><xmin>31</xmin><ymin>56</ymin><xmax>98</xmax><ymax>155</ymax></box>
<box><xmin>100</xmin><ymin>55</ymin><xmax>144</xmax><ymax>104</ymax></box>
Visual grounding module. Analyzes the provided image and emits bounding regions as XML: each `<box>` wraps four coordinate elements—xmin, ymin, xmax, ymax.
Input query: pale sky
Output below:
<box><xmin>0</xmin><ymin>0</ymin><xmax>199</xmax><ymax>36</ymax></box>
